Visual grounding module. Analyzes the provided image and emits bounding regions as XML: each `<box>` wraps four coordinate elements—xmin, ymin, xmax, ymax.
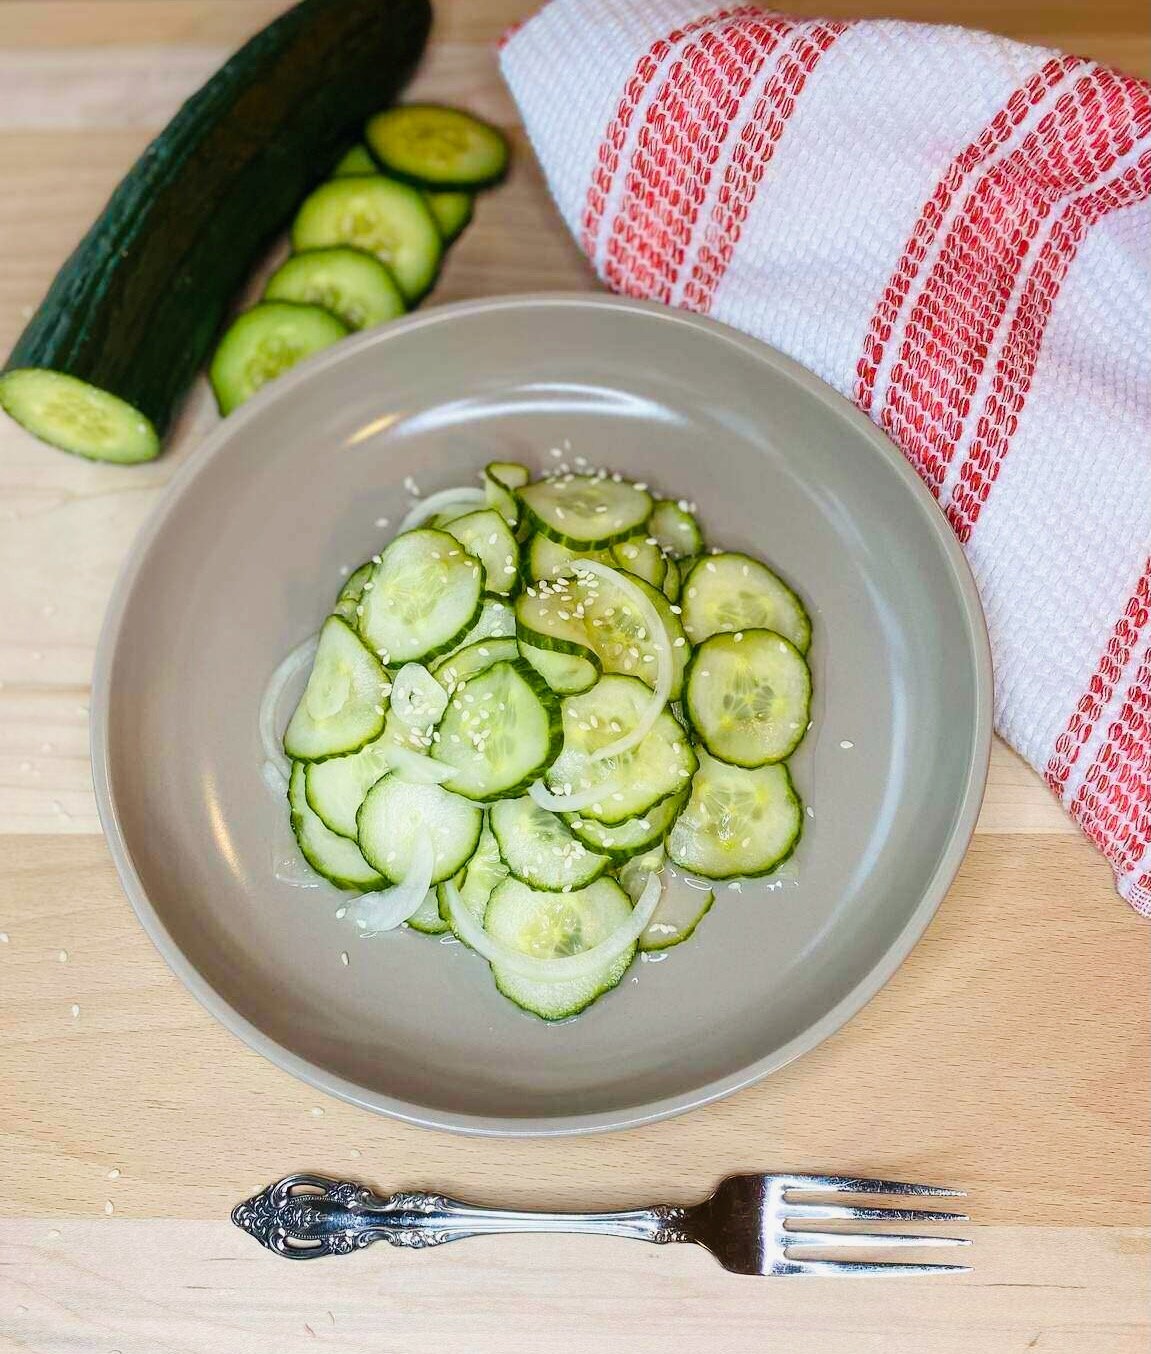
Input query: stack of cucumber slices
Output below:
<box><xmin>210</xmin><ymin>104</ymin><xmax>509</xmax><ymax>416</ymax></box>
<box><xmin>266</xmin><ymin>463</ymin><xmax>814</xmax><ymax>1020</ymax></box>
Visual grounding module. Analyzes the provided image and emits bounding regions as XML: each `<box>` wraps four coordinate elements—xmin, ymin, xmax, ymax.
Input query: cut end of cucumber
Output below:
<box><xmin>0</xmin><ymin>368</ymin><xmax>159</xmax><ymax>464</ymax></box>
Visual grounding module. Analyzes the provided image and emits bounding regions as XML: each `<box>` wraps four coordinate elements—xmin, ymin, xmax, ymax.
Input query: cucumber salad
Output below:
<box><xmin>261</xmin><ymin>463</ymin><xmax>814</xmax><ymax>1020</ymax></box>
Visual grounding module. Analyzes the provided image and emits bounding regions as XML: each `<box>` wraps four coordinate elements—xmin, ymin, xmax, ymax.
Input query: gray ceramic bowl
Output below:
<box><xmin>92</xmin><ymin>294</ymin><xmax>991</xmax><ymax>1135</ymax></box>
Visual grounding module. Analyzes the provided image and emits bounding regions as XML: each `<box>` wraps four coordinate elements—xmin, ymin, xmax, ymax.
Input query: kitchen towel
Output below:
<box><xmin>500</xmin><ymin>1</ymin><xmax>1151</xmax><ymax>911</ymax></box>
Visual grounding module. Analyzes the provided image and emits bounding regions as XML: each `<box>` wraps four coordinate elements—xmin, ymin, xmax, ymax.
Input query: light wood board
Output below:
<box><xmin>0</xmin><ymin>2</ymin><xmax>1147</xmax><ymax>1350</ymax></box>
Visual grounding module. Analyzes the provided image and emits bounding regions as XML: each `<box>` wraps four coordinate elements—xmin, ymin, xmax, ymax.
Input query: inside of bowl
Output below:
<box><xmin>99</xmin><ymin>298</ymin><xmax>988</xmax><ymax>1130</ymax></box>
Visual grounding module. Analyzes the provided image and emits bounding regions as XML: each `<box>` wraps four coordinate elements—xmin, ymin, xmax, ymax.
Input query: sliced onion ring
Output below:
<box><xmin>349</xmin><ymin>836</ymin><xmax>436</xmax><ymax>934</ymax></box>
<box><xmin>398</xmin><ymin>486</ymin><xmax>484</xmax><ymax>533</ymax></box>
<box><xmin>443</xmin><ymin>871</ymin><xmax>663</xmax><ymax>982</ymax></box>
<box><xmin>387</xmin><ymin>745</ymin><xmax>455</xmax><ymax>784</ymax></box>
<box><xmin>569</xmin><ymin>561</ymin><xmax>671</xmax><ymax>762</ymax></box>
<box><xmin>259</xmin><ymin>633</ymin><xmax>319</xmax><ymax>777</ymax></box>
<box><xmin>261</xmin><ymin>759</ymin><xmax>289</xmax><ymax>797</ymax></box>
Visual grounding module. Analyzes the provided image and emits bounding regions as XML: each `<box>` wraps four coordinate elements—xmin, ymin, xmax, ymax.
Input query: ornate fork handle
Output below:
<box><xmin>232</xmin><ymin>1173</ymin><xmax>694</xmax><ymax>1259</ymax></box>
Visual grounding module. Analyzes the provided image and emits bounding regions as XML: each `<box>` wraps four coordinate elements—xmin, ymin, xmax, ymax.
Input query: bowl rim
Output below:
<box><xmin>90</xmin><ymin>291</ymin><xmax>993</xmax><ymax>1137</ymax></box>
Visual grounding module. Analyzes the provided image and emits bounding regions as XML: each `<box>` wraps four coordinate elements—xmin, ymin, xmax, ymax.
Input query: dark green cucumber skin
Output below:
<box><xmin>3</xmin><ymin>0</ymin><xmax>431</xmax><ymax>441</ymax></box>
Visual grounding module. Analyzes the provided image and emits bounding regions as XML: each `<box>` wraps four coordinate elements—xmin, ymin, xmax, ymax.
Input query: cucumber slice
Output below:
<box><xmin>489</xmin><ymin>796</ymin><xmax>608</xmax><ymax>891</ymax></box>
<box><xmin>527</xmin><ymin>533</ymin><xmax>665</xmax><ymax>589</ymax></box>
<box><xmin>662</xmin><ymin>556</ymin><xmax>681</xmax><ymax>604</ymax></box>
<box><xmin>291</xmin><ymin>175</ymin><xmax>442</xmax><ymax>303</ymax></box>
<box><xmin>545</xmin><ymin>674</ymin><xmax>697</xmax><ymax>825</ymax></box>
<box><xmin>359</xmin><ymin>527</ymin><xmax>484</xmax><ymax>665</ymax></box>
<box><xmin>484</xmin><ymin>461</ymin><xmax>529</xmax><ymax>526</ymax></box>
<box><xmin>565</xmin><ymin>788</ymin><xmax>687</xmax><ymax>862</ymax></box>
<box><xmin>518</xmin><ymin>474</ymin><xmax>653</xmax><ymax>549</ymax></box>
<box><xmin>332</xmin><ymin>144</ymin><xmax>378</xmax><ymax>177</ymax></box>
<box><xmin>685</xmin><ymin>629</ymin><xmax>811</xmax><ymax>767</ymax></box>
<box><xmin>638</xmin><ymin>880</ymin><xmax>715</xmax><ymax>952</ymax></box>
<box><xmin>681</xmin><ymin>553</ymin><xmax>811</xmax><ymax>654</ymax></box>
<box><xmin>434</xmin><ymin>660</ymin><xmax>562</xmax><ymax>802</ymax></box>
<box><xmin>209</xmin><ymin>302</ymin><xmax>348</xmax><ymax>416</ymax></box>
<box><xmin>451</xmin><ymin>596</ymin><xmax>516</xmax><ymax>650</ymax></box>
<box><xmin>407</xmin><ymin>890</ymin><xmax>449</xmax><ymax>935</ymax></box>
<box><xmin>430</xmin><ymin>636</ymin><xmax>519</xmax><ymax>689</ymax></box>
<box><xmin>437</xmin><ymin>821</ymin><xmax>507</xmax><ymax>939</ymax></box>
<box><xmin>527</xmin><ymin>534</ymin><xmax>612</xmax><ymax>582</ymax></box>
<box><xmin>332</xmin><ymin>560</ymin><xmax>374</xmax><ymax>622</ymax></box>
<box><xmin>444</xmin><ymin>509</ymin><xmax>520</xmax><ymax>597</ymax></box>
<box><xmin>668</xmin><ymin>751</ymin><xmax>802</xmax><ymax>879</ymax></box>
<box><xmin>519</xmin><ymin>640</ymin><xmax>600</xmax><ymax>695</ymax></box>
<box><xmin>283</xmin><ymin>614</ymin><xmax>389</xmax><ymax>762</ymax></box>
<box><xmin>610</xmin><ymin>538</ymin><xmax>666</xmax><ymax>588</ymax></box>
<box><xmin>618</xmin><ymin>846</ymin><xmax>665</xmax><ymax>900</ymax></box>
<box><xmin>516</xmin><ymin>570</ymin><xmax>689</xmax><ymax>698</ymax></box>
<box><xmin>425</xmin><ymin>190</ymin><xmax>473</xmax><ymax>242</ymax></box>
<box><xmin>288</xmin><ymin>762</ymin><xmax>384</xmax><ymax>891</ymax></box>
<box><xmin>264</xmin><ymin>247</ymin><xmax>406</xmax><ymax>331</ymax></box>
<box><xmin>484</xmin><ymin>877</ymin><xmax>636</xmax><ymax>1020</ymax></box>
<box><xmin>648</xmin><ymin>499</ymin><xmax>703</xmax><ymax>559</ymax></box>
<box><xmin>357</xmin><ymin>773</ymin><xmax>482</xmax><ymax>884</ymax></box>
<box><xmin>0</xmin><ymin>369</ymin><xmax>159</xmax><ymax>465</ymax></box>
<box><xmin>366</xmin><ymin>104</ymin><xmax>510</xmax><ymax>190</ymax></box>
<box><xmin>305</xmin><ymin>731</ymin><xmax>392</xmax><ymax>839</ymax></box>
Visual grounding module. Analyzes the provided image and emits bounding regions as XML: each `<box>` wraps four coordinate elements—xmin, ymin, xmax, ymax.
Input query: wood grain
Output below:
<box><xmin>0</xmin><ymin>1</ymin><xmax>1147</xmax><ymax>1349</ymax></box>
<box><xmin>0</xmin><ymin>1222</ymin><xmax>1147</xmax><ymax>1354</ymax></box>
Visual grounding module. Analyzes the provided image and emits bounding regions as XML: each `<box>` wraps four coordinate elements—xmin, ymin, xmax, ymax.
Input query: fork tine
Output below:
<box><xmin>784</xmin><ymin>1202</ymin><xmax>968</xmax><ymax>1223</ymax></box>
<box><xmin>786</xmin><ymin>1175</ymin><xmax>965</xmax><ymax>1198</ymax></box>
<box><xmin>785</xmin><ymin>1230</ymin><xmax>971</xmax><ymax>1249</ymax></box>
<box><xmin>789</xmin><ymin>1258</ymin><xmax>972</xmax><ymax>1276</ymax></box>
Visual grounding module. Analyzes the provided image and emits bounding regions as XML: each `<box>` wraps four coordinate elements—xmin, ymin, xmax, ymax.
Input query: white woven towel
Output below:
<box><xmin>501</xmin><ymin>1</ymin><xmax>1151</xmax><ymax>911</ymax></box>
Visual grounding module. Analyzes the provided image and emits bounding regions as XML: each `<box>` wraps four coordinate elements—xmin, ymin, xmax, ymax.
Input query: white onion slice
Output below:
<box><xmin>259</xmin><ymin>634</ymin><xmax>319</xmax><ymax>777</ymax></box>
<box><xmin>348</xmin><ymin>836</ymin><xmax>436</xmax><ymax>934</ymax></box>
<box><xmin>528</xmin><ymin>778</ymin><xmax>622</xmax><ymax>814</ymax></box>
<box><xmin>398</xmin><ymin>486</ymin><xmax>484</xmax><ymax>533</ymax></box>
<box><xmin>391</xmin><ymin>662</ymin><xmax>449</xmax><ymax>728</ymax></box>
<box><xmin>443</xmin><ymin>872</ymin><xmax>663</xmax><ymax>982</ymax></box>
<box><xmin>572</xmin><ymin>561</ymin><xmax>672</xmax><ymax>762</ymax></box>
<box><xmin>387</xmin><ymin>745</ymin><xmax>455</xmax><ymax>784</ymax></box>
<box><xmin>261</xmin><ymin>759</ymin><xmax>289</xmax><ymax>797</ymax></box>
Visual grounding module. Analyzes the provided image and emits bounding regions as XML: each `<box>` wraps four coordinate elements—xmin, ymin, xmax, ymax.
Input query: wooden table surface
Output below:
<box><xmin>0</xmin><ymin>2</ymin><xmax>1147</xmax><ymax>1350</ymax></box>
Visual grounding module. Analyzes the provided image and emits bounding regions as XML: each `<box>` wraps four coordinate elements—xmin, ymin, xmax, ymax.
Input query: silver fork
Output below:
<box><xmin>233</xmin><ymin>1172</ymin><xmax>971</xmax><ymax>1275</ymax></box>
